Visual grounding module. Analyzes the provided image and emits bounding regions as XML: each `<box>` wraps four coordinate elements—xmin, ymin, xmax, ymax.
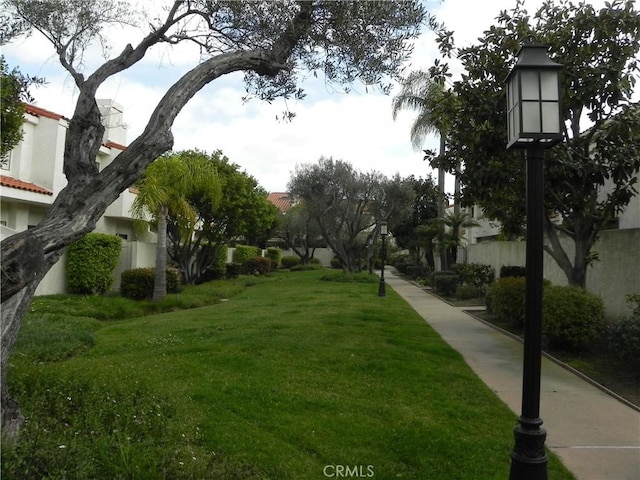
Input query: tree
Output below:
<box><xmin>276</xmin><ymin>203</ymin><xmax>324</xmax><ymax>264</ymax></box>
<box><xmin>0</xmin><ymin>56</ymin><xmax>43</xmax><ymax>161</ymax></box>
<box><xmin>428</xmin><ymin>0</ymin><xmax>640</xmax><ymax>287</ymax></box>
<box><xmin>131</xmin><ymin>150</ymin><xmax>221</xmax><ymax>295</ymax></box>
<box><xmin>288</xmin><ymin>158</ymin><xmax>411</xmax><ymax>273</ymax></box>
<box><xmin>178</xmin><ymin>152</ymin><xmax>279</xmax><ymax>283</ymax></box>
<box><xmin>392</xmin><ymin>175</ymin><xmax>440</xmax><ymax>269</ymax></box>
<box><xmin>0</xmin><ymin>0</ymin><xmax>429</xmax><ymax>437</ymax></box>
<box><xmin>392</xmin><ymin>70</ymin><xmax>451</xmax><ymax>268</ymax></box>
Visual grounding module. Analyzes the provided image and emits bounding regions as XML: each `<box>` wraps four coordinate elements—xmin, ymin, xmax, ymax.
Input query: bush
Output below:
<box><xmin>225</xmin><ymin>263</ymin><xmax>242</xmax><ymax>279</ymax></box>
<box><xmin>233</xmin><ymin>244</ymin><xmax>261</xmax><ymax>265</ymax></box>
<box><xmin>608</xmin><ymin>295</ymin><xmax>640</xmax><ymax>368</ymax></box>
<box><xmin>486</xmin><ymin>277</ymin><xmax>526</xmax><ymax>326</ymax></box>
<box><xmin>243</xmin><ymin>256</ymin><xmax>272</xmax><ymax>275</ymax></box>
<box><xmin>266</xmin><ymin>247</ymin><xmax>283</xmax><ymax>269</ymax></box>
<box><xmin>455</xmin><ymin>263</ymin><xmax>495</xmax><ymax>290</ymax></box>
<box><xmin>196</xmin><ymin>244</ymin><xmax>228</xmax><ymax>283</ymax></box>
<box><xmin>330</xmin><ymin>257</ymin><xmax>342</xmax><ymax>269</ymax></box>
<box><xmin>500</xmin><ymin>265</ymin><xmax>526</xmax><ymax>278</ymax></box>
<box><xmin>406</xmin><ymin>264</ymin><xmax>430</xmax><ymax>280</ymax></box>
<box><xmin>309</xmin><ymin>257</ymin><xmax>322</xmax><ymax>265</ymax></box>
<box><xmin>120</xmin><ymin>267</ymin><xmax>181</xmax><ymax>300</ymax></box>
<box><xmin>543</xmin><ymin>285</ymin><xmax>605</xmax><ymax>351</ymax></box>
<box><xmin>67</xmin><ymin>233</ymin><xmax>122</xmax><ymax>294</ymax></box>
<box><xmin>455</xmin><ymin>284</ymin><xmax>485</xmax><ymax>300</ymax></box>
<box><xmin>395</xmin><ymin>260</ymin><xmax>409</xmax><ymax>275</ymax></box>
<box><xmin>291</xmin><ymin>263</ymin><xmax>323</xmax><ymax>271</ymax></box>
<box><xmin>433</xmin><ymin>271</ymin><xmax>460</xmax><ymax>296</ymax></box>
<box><xmin>281</xmin><ymin>256</ymin><xmax>300</xmax><ymax>269</ymax></box>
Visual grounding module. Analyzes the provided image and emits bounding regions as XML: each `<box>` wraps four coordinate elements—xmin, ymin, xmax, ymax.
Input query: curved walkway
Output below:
<box><xmin>384</xmin><ymin>270</ymin><xmax>640</xmax><ymax>480</ymax></box>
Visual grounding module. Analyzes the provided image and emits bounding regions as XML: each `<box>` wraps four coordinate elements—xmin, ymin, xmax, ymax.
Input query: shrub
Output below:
<box><xmin>225</xmin><ymin>263</ymin><xmax>242</xmax><ymax>279</ymax></box>
<box><xmin>395</xmin><ymin>260</ymin><xmax>409</xmax><ymax>275</ymax></box>
<box><xmin>455</xmin><ymin>263</ymin><xmax>495</xmax><ymax>290</ymax></box>
<box><xmin>233</xmin><ymin>244</ymin><xmax>261</xmax><ymax>265</ymax></box>
<box><xmin>196</xmin><ymin>244</ymin><xmax>228</xmax><ymax>283</ymax></box>
<box><xmin>281</xmin><ymin>256</ymin><xmax>300</xmax><ymax>269</ymax></box>
<box><xmin>309</xmin><ymin>257</ymin><xmax>322</xmax><ymax>265</ymax></box>
<box><xmin>243</xmin><ymin>256</ymin><xmax>272</xmax><ymax>275</ymax></box>
<box><xmin>120</xmin><ymin>267</ymin><xmax>181</xmax><ymax>300</ymax></box>
<box><xmin>330</xmin><ymin>257</ymin><xmax>342</xmax><ymax>269</ymax></box>
<box><xmin>486</xmin><ymin>277</ymin><xmax>526</xmax><ymax>326</ymax></box>
<box><xmin>67</xmin><ymin>233</ymin><xmax>122</xmax><ymax>294</ymax></box>
<box><xmin>454</xmin><ymin>284</ymin><xmax>485</xmax><ymax>300</ymax></box>
<box><xmin>433</xmin><ymin>271</ymin><xmax>460</xmax><ymax>296</ymax></box>
<box><xmin>406</xmin><ymin>264</ymin><xmax>430</xmax><ymax>280</ymax></box>
<box><xmin>608</xmin><ymin>294</ymin><xmax>640</xmax><ymax>368</ymax></box>
<box><xmin>291</xmin><ymin>263</ymin><xmax>323</xmax><ymax>271</ymax></box>
<box><xmin>266</xmin><ymin>247</ymin><xmax>283</xmax><ymax>269</ymax></box>
<box><xmin>500</xmin><ymin>265</ymin><xmax>526</xmax><ymax>278</ymax></box>
<box><xmin>542</xmin><ymin>285</ymin><xmax>605</xmax><ymax>351</ymax></box>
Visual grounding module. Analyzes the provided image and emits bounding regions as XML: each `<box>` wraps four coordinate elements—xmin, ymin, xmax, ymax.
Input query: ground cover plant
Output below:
<box><xmin>3</xmin><ymin>271</ymin><xmax>575</xmax><ymax>479</ymax></box>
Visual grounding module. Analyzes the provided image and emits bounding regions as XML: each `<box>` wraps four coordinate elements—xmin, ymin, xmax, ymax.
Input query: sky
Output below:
<box><xmin>2</xmin><ymin>0</ymin><xmax>609</xmax><ymax>194</ymax></box>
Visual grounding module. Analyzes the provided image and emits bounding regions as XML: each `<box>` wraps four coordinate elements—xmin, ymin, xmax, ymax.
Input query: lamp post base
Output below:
<box><xmin>377</xmin><ymin>278</ymin><xmax>386</xmax><ymax>297</ymax></box>
<box><xmin>509</xmin><ymin>420</ymin><xmax>548</xmax><ymax>480</ymax></box>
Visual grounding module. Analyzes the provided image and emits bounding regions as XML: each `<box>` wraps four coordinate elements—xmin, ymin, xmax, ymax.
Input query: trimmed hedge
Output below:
<box><xmin>433</xmin><ymin>271</ymin><xmax>460</xmax><ymax>296</ymax></box>
<box><xmin>608</xmin><ymin>295</ymin><xmax>640</xmax><ymax>368</ymax></box>
<box><xmin>500</xmin><ymin>265</ymin><xmax>526</xmax><ymax>278</ymax></box>
<box><xmin>67</xmin><ymin>233</ymin><xmax>122</xmax><ymax>294</ymax></box>
<box><xmin>243</xmin><ymin>256</ymin><xmax>272</xmax><ymax>275</ymax></box>
<box><xmin>281</xmin><ymin>255</ymin><xmax>300</xmax><ymax>269</ymax></box>
<box><xmin>266</xmin><ymin>247</ymin><xmax>283</xmax><ymax>269</ymax></box>
<box><xmin>486</xmin><ymin>277</ymin><xmax>526</xmax><ymax>327</ymax></box>
<box><xmin>196</xmin><ymin>244</ymin><xmax>228</xmax><ymax>283</ymax></box>
<box><xmin>455</xmin><ymin>263</ymin><xmax>495</xmax><ymax>290</ymax></box>
<box><xmin>233</xmin><ymin>245</ymin><xmax>261</xmax><ymax>265</ymax></box>
<box><xmin>543</xmin><ymin>285</ymin><xmax>605</xmax><ymax>351</ymax></box>
<box><xmin>120</xmin><ymin>267</ymin><xmax>181</xmax><ymax>300</ymax></box>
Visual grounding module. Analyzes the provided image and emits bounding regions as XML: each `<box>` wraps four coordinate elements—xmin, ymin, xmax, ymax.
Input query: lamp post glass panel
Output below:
<box><xmin>505</xmin><ymin>42</ymin><xmax>562</xmax><ymax>480</ymax></box>
<box><xmin>378</xmin><ymin>221</ymin><xmax>388</xmax><ymax>297</ymax></box>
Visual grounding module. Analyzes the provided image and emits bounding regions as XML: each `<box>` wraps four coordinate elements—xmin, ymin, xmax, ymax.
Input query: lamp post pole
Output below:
<box><xmin>378</xmin><ymin>221</ymin><xmax>388</xmax><ymax>297</ymax></box>
<box><xmin>505</xmin><ymin>41</ymin><xmax>563</xmax><ymax>480</ymax></box>
<box><xmin>510</xmin><ymin>142</ymin><xmax>547</xmax><ymax>479</ymax></box>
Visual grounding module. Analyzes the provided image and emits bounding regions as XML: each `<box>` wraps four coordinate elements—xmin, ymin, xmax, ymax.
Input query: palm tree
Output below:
<box><xmin>392</xmin><ymin>70</ymin><xmax>450</xmax><ymax>268</ymax></box>
<box><xmin>131</xmin><ymin>152</ymin><xmax>220</xmax><ymax>301</ymax></box>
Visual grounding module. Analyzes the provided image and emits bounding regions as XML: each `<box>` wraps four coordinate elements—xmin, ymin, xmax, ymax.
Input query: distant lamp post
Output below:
<box><xmin>368</xmin><ymin>237</ymin><xmax>374</xmax><ymax>274</ymax></box>
<box><xmin>505</xmin><ymin>42</ymin><xmax>563</xmax><ymax>480</ymax></box>
<box><xmin>377</xmin><ymin>221</ymin><xmax>388</xmax><ymax>297</ymax></box>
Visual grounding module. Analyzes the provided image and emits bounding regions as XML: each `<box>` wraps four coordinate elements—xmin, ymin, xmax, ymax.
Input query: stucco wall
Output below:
<box><xmin>468</xmin><ymin>228</ymin><xmax>640</xmax><ymax>319</ymax></box>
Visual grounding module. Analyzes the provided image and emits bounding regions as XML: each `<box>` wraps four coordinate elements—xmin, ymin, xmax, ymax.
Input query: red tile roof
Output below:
<box><xmin>104</xmin><ymin>141</ymin><xmax>127</xmax><ymax>150</ymax></box>
<box><xmin>0</xmin><ymin>175</ymin><xmax>53</xmax><ymax>195</ymax></box>
<box><xmin>24</xmin><ymin>103</ymin><xmax>67</xmax><ymax>121</ymax></box>
<box><xmin>267</xmin><ymin>192</ymin><xmax>293</xmax><ymax>213</ymax></box>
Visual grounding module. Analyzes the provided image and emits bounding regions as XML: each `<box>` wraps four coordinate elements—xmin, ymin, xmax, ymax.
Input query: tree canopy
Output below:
<box><xmin>427</xmin><ymin>0</ymin><xmax>640</xmax><ymax>286</ymax></box>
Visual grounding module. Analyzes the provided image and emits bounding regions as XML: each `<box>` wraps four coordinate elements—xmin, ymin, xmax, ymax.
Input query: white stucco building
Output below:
<box><xmin>0</xmin><ymin>100</ymin><xmax>157</xmax><ymax>295</ymax></box>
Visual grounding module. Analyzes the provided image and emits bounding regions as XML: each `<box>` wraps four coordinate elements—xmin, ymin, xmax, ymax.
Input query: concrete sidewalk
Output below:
<box><xmin>383</xmin><ymin>271</ymin><xmax>640</xmax><ymax>480</ymax></box>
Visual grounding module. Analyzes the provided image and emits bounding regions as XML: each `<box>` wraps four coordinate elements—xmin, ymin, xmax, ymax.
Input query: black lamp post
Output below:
<box><xmin>505</xmin><ymin>42</ymin><xmax>563</xmax><ymax>480</ymax></box>
<box><xmin>377</xmin><ymin>221</ymin><xmax>388</xmax><ymax>297</ymax></box>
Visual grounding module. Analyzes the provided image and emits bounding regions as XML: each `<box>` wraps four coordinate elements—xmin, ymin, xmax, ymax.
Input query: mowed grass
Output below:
<box><xmin>3</xmin><ymin>270</ymin><xmax>575</xmax><ymax>479</ymax></box>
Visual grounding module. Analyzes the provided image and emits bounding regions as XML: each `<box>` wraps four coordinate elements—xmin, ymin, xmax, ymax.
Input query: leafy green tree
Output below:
<box><xmin>392</xmin><ymin>175</ymin><xmax>440</xmax><ymax>269</ymax></box>
<box><xmin>289</xmin><ymin>158</ymin><xmax>411</xmax><ymax>273</ymax></box>
<box><xmin>428</xmin><ymin>0</ymin><xmax>640</xmax><ymax>286</ymax></box>
<box><xmin>131</xmin><ymin>151</ymin><xmax>221</xmax><ymax>300</ymax></box>
<box><xmin>175</xmin><ymin>152</ymin><xmax>278</xmax><ymax>283</ymax></box>
<box><xmin>276</xmin><ymin>203</ymin><xmax>324</xmax><ymax>265</ymax></box>
<box><xmin>0</xmin><ymin>56</ymin><xmax>43</xmax><ymax>161</ymax></box>
<box><xmin>0</xmin><ymin>0</ymin><xmax>427</xmax><ymax>438</ymax></box>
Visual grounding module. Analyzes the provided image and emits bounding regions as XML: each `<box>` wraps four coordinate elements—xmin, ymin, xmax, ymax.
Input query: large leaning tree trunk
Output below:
<box><xmin>1</xmin><ymin>2</ymin><xmax>316</xmax><ymax>440</ymax></box>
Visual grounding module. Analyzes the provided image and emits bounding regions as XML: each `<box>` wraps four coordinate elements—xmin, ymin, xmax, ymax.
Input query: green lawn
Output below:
<box><xmin>3</xmin><ymin>271</ymin><xmax>575</xmax><ymax>479</ymax></box>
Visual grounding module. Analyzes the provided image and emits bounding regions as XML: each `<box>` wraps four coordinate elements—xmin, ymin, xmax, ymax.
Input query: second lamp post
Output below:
<box><xmin>378</xmin><ymin>221</ymin><xmax>388</xmax><ymax>297</ymax></box>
